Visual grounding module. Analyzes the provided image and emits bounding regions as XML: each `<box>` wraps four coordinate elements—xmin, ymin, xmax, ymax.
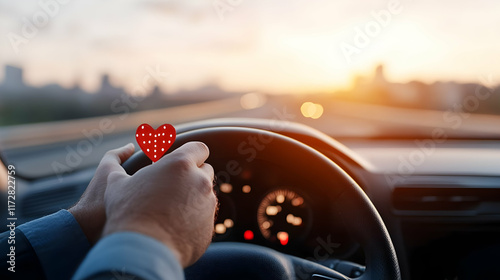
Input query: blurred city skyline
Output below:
<box><xmin>1</xmin><ymin>63</ymin><xmax>499</xmax><ymax>126</ymax></box>
<box><xmin>0</xmin><ymin>64</ymin><xmax>243</xmax><ymax>126</ymax></box>
<box><xmin>1</xmin><ymin>0</ymin><xmax>499</xmax><ymax>94</ymax></box>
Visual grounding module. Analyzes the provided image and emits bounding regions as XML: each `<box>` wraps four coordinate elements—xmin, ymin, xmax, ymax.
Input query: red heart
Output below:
<box><xmin>135</xmin><ymin>123</ymin><xmax>176</xmax><ymax>163</ymax></box>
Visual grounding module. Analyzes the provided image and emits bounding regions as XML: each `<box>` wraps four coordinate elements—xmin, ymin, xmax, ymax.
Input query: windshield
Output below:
<box><xmin>1</xmin><ymin>0</ymin><xmax>499</xmax><ymax>177</ymax></box>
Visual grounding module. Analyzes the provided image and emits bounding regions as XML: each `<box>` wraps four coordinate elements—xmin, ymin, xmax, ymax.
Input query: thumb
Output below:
<box><xmin>98</xmin><ymin>143</ymin><xmax>135</xmax><ymax>176</ymax></box>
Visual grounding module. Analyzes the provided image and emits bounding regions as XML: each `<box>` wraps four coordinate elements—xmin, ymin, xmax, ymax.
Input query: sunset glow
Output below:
<box><xmin>1</xmin><ymin>0</ymin><xmax>498</xmax><ymax>94</ymax></box>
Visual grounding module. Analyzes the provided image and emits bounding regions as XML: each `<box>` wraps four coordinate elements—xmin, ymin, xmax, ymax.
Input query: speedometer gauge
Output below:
<box><xmin>257</xmin><ymin>189</ymin><xmax>311</xmax><ymax>245</ymax></box>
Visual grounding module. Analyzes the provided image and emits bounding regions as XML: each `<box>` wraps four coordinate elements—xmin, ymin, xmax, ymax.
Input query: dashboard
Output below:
<box><xmin>341</xmin><ymin>139</ymin><xmax>500</xmax><ymax>280</ymax></box>
<box><xmin>209</xmin><ymin>158</ymin><xmax>357</xmax><ymax>259</ymax></box>
<box><xmin>4</xmin><ymin>119</ymin><xmax>500</xmax><ymax>279</ymax></box>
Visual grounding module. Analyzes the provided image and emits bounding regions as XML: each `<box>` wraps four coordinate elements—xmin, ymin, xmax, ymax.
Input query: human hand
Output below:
<box><xmin>102</xmin><ymin>141</ymin><xmax>217</xmax><ymax>267</ymax></box>
<box><xmin>69</xmin><ymin>143</ymin><xmax>135</xmax><ymax>245</ymax></box>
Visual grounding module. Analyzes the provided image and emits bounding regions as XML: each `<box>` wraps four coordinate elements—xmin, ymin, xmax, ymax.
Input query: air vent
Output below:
<box><xmin>392</xmin><ymin>186</ymin><xmax>500</xmax><ymax>213</ymax></box>
<box><xmin>21</xmin><ymin>186</ymin><xmax>84</xmax><ymax>218</ymax></box>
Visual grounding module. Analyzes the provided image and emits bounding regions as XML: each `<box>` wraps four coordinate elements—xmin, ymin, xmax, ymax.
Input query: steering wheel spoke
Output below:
<box><xmin>184</xmin><ymin>242</ymin><xmax>351</xmax><ymax>280</ymax></box>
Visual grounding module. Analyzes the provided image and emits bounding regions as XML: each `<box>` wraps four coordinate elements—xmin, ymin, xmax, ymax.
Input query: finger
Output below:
<box><xmin>163</xmin><ymin>141</ymin><xmax>210</xmax><ymax>167</ymax></box>
<box><xmin>99</xmin><ymin>143</ymin><xmax>135</xmax><ymax>175</ymax></box>
<box><xmin>115</xmin><ymin>143</ymin><xmax>136</xmax><ymax>163</ymax></box>
<box><xmin>199</xmin><ymin>163</ymin><xmax>214</xmax><ymax>183</ymax></box>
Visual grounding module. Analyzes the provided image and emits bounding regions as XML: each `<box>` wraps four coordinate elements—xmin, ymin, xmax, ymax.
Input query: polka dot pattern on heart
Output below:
<box><xmin>135</xmin><ymin>123</ymin><xmax>176</xmax><ymax>163</ymax></box>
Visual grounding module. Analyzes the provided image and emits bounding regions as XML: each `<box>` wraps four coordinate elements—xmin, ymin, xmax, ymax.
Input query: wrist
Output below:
<box><xmin>69</xmin><ymin>205</ymin><xmax>105</xmax><ymax>245</ymax></box>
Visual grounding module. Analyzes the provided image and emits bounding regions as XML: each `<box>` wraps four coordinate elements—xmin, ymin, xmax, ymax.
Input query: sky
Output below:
<box><xmin>0</xmin><ymin>0</ymin><xmax>499</xmax><ymax>94</ymax></box>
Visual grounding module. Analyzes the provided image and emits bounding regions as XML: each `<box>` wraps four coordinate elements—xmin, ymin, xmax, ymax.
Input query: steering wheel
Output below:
<box><xmin>123</xmin><ymin>126</ymin><xmax>401</xmax><ymax>280</ymax></box>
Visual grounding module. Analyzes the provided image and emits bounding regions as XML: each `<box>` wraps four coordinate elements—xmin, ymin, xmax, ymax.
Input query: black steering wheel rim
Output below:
<box><xmin>123</xmin><ymin>126</ymin><xmax>401</xmax><ymax>280</ymax></box>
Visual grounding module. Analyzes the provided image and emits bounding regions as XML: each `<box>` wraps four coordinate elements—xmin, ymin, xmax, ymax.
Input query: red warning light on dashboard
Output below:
<box><xmin>277</xmin><ymin>231</ymin><xmax>289</xmax><ymax>246</ymax></box>
<box><xmin>243</xmin><ymin>230</ymin><xmax>254</xmax><ymax>240</ymax></box>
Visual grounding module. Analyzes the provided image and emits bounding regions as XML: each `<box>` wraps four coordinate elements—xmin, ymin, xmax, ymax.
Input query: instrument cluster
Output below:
<box><xmin>211</xmin><ymin>161</ymin><xmax>356</xmax><ymax>258</ymax></box>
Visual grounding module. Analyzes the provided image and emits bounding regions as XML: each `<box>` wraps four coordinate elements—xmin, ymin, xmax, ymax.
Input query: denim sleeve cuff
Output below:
<box><xmin>18</xmin><ymin>209</ymin><xmax>90</xmax><ymax>280</ymax></box>
<box><xmin>72</xmin><ymin>232</ymin><xmax>184</xmax><ymax>280</ymax></box>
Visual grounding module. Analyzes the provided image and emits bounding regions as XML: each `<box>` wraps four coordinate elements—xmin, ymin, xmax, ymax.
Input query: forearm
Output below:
<box><xmin>0</xmin><ymin>228</ymin><xmax>45</xmax><ymax>279</ymax></box>
<box><xmin>16</xmin><ymin>210</ymin><xmax>90</xmax><ymax>279</ymax></box>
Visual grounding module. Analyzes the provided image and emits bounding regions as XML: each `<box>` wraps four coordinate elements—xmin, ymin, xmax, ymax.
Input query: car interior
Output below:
<box><xmin>1</xmin><ymin>1</ymin><xmax>500</xmax><ymax>279</ymax></box>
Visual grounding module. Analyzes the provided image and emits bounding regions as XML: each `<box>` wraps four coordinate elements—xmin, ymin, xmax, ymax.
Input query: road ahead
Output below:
<box><xmin>2</xmin><ymin>95</ymin><xmax>499</xmax><ymax>178</ymax></box>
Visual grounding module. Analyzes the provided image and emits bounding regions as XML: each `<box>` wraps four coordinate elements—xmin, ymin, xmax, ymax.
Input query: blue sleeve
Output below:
<box><xmin>72</xmin><ymin>232</ymin><xmax>185</xmax><ymax>280</ymax></box>
<box><xmin>0</xmin><ymin>228</ymin><xmax>45</xmax><ymax>279</ymax></box>
<box><xmin>18</xmin><ymin>209</ymin><xmax>90</xmax><ymax>280</ymax></box>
